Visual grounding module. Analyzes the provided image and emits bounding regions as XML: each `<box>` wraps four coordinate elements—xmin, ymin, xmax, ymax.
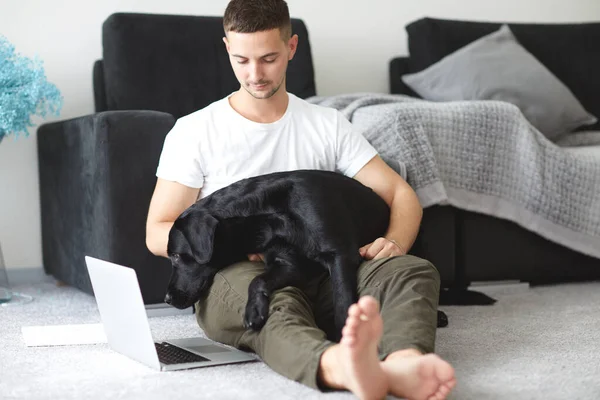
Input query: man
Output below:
<box><xmin>146</xmin><ymin>1</ymin><xmax>456</xmax><ymax>399</ymax></box>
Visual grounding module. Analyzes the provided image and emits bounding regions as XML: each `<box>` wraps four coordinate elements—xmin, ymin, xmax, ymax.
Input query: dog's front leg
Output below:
<box><xmin>327</xmin><ymin>254</ymin><xmax>362</xmax><ymax>342</ymax></box>
<box><xmin>244</xmin><ymin>248</ymin><xmax>307</xmax><ymax>331</ymax></box>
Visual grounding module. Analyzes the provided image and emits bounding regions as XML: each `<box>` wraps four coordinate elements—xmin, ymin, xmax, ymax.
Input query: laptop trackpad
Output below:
<box><xmin>186</xmin><ymin>344</ymin><xmax>230</xmax><ymax>354</ymax></box>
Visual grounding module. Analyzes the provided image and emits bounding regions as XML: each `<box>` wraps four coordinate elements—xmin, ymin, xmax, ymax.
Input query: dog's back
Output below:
<box><xmin>197</xmin><ymin>170</ymin><xmax>390</xmax><ymax>259</ymax></box>
<box><xmin>287</xmin><ymin>170</ymin><xmax>390</xmax><ymax>252</ymax></box>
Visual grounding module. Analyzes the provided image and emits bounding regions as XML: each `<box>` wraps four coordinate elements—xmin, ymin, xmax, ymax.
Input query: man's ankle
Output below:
<box><xmin>317</xmin><ymin>345</ymin><xmax>345</xmax><ymax>390</ymax></box>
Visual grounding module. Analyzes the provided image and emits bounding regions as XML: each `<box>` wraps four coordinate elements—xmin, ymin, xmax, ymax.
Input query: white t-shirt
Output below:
<box><xmin>156</xmin><ymin>92</ymin><xmax>378</xmax><ymax>199</ymax></box>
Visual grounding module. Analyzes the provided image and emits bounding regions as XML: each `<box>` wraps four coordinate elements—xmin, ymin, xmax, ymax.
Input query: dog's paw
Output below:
<box><xmin>437</xmin><ymin>310</ymin><xmax>449</xmax><ymax>328</ymax></box>
<box><xmin>243</xmin><ymin>293</ymin><xmax>270</xmax><ymax>331</ymax></box>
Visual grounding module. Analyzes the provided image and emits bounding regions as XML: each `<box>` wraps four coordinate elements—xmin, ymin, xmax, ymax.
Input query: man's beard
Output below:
<box><xmin>243</xmin><ymin>76</ymin><xmax>285</xmax><ymax>99</ymax></box>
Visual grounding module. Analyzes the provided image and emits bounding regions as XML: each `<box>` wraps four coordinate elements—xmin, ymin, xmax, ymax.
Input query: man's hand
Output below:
<box><xmin>248</xmin><ymin>238</ymin><xmax>403</xmax><ymax>263</ymax></box>
<box><xmin>359</xmin><ymin>237</ymin><xmax>405</xmax><ymax>260</ymax></box>
<box><xmin>248</xmin><ymin>253</ymin><xmax>265</xmax><ymax>262</ymax></box>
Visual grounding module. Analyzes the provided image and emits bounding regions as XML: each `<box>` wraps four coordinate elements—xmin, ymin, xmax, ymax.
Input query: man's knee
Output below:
<box><xmin>359</xmin><ymin>255</ymin><xmax>441</xmax><ymax>290</ymax></box>
<box><xmin>195</xmin><ymin>261</ymin><xmax>264</xmax><ymax>343</ymax></box>
<box><xmin>405</xmin><ymin>256</ymin><xmax>441</xmax><ymax>286</ymax></box>
<box><xmin>217</xmin><ymin>261</ymin><xmax>267</xmax><ymax>296</ymax></box>
<box><xmin>268</xmin><ymin>285</ymin><xmax>312</xmax><ymax>319</ymax></box>
<box><xmin>195</xmin><ymin>263</ymin><xmax>314</xmax><ymax>344</ymax></box>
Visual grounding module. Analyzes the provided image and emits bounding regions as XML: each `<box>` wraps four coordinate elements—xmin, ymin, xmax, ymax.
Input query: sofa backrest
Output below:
<box><xmin>95</xmin><ymin>13</ymin><xmax>316</xmax><ymax>119</ymax></box>
<box><xmin>402</xmin><ymin>18</ymin><xmax>600</xmax><ymax>130</ymax></box>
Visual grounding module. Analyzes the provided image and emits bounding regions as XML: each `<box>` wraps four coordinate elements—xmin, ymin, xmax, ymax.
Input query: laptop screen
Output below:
<box><xmin>85</xmin><ymin>256</ymin><xmax>161</xmax><ymax>370</ymax></box>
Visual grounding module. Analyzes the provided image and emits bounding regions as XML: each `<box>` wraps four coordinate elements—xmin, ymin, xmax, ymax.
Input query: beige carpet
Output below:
<box><xmin>2</xmin><ymin>274</ymin><xmax>600</xmax><ymax>400</ymax></box>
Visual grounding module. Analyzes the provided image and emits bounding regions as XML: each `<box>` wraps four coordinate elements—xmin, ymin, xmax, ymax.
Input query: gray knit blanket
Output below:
<box><xmin>307</xmin><ymin>93</ymin><xmax>600</xmax><ymax>259</ymax></box>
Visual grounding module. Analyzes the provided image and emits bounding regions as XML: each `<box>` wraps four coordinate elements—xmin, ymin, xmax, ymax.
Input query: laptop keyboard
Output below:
<box><xmin>154</xmin><ymin>342</ymin><xmax>210</xmax><ymax>365</ymax></box>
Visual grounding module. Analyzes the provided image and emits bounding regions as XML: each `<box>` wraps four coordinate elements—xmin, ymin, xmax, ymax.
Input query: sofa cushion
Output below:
<box><xmin>405</xmin><ymin>18</ymin><xmax>600</xmax><ymax>131</ymax></box>
<box><xmin>402</xmin><ymin>25</ymin><xmax>597</xmax><ymax>140</ymax></box>
<box><xmin>102</xmin><ymin>13</ymin><xmax>316</xmax><ymax>119</ymax></box>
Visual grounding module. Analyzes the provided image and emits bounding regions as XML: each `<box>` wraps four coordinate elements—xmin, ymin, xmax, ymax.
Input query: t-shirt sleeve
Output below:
<box><xmin>335</xmin><ymin>112</ymin><xmax>378</xmax><ymax>177</ymax></box>
<box><xmin>155</xmin><ymin>118</ymin><xmax>205</xmax><ymax>188</ymax></box>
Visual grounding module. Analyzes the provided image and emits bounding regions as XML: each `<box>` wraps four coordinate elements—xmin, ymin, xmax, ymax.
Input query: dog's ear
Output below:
<box><xmin>174</xmin><ymin>211</ymin><xmax>219</xmax><ymax>265</ymax></box>
<box><xmin>167</xmin><ymin>227</ymin><xmax>191</xmax><ymax>257</ymax></box>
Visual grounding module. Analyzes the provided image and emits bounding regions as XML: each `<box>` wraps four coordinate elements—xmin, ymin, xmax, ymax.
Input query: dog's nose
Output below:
<box><xmin>164</xmin><ymin>292</ymin><xmax>172</xmax><ymax>304</ymax></box>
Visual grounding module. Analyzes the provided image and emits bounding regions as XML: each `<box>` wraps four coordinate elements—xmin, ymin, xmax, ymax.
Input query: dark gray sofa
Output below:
<box><xmin>391</xmin><ymin>18</ymin><xmax>600</xmax><ymax>297</ymax></box>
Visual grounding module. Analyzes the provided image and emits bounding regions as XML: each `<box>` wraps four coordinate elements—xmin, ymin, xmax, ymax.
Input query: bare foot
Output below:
<box><xmin>381</xmin><ymin>351</ymin><xmax>456</xmax><ymax>400</ymax></box>
<box><xmin>319</xmin><ymin>296</ymin><xmax>388</xmax><ymax>400</ymax></box>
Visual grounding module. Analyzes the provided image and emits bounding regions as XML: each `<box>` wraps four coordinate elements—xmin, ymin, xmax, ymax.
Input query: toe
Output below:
<box><xmin>342</xmin><ymin>325</ymin><xmax>356</xmax><ymax>338</ymax></box>
<box><xmin>348</xmin><ymin>303</ymin><xmax>361</xmax><ymax>317</ymax></box>
<box><xmin>346</xmin><ymin>315</ymin><xmax>360</xmax><ymax>329</ymax></box>
<box><xmin>358</xmin><ymin>296</ymin><xmax>380</xmax><ymax>318</ymax></box>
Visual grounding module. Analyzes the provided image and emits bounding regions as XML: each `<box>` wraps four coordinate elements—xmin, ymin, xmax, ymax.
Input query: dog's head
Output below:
<box><xmin>164</xmin><ymin>209</ymin><xmax>219</xmax><ymax>309</ymax></box>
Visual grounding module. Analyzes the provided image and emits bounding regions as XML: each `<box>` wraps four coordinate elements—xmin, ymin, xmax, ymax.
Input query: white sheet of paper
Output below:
<box><xmin>21</xmin><ymin>323</ymin><xmax>108</xmax><ymax>347</ymax></box>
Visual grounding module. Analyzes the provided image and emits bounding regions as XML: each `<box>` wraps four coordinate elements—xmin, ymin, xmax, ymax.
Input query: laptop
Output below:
<box><xmin>84</xmin><ymin>256</ymin><xmax>257</xmax><ymax>371</ymax></box>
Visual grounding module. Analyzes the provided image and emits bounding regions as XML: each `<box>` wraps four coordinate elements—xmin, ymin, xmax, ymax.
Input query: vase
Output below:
<box><xmin>0</xmin><ymin>242</ymin><xmax>12</xmax><ymax>303</ymax></box>
<box><xmin>0</xmin><ymin>242</ymin><xmax>33</xmax><ymax>306</ymax></box>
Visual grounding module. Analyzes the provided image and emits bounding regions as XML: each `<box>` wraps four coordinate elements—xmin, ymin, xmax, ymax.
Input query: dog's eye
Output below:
<box><xmin>172</xmin><ymin>254</ymin><xmax>181</xmax><ymax>260</ymax></box>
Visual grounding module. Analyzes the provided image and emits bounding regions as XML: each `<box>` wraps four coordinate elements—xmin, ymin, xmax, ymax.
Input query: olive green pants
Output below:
<box><xmin>195</xmin><ymin>255</ymin><xmax>440</xmax><ymax>390</ymax></box>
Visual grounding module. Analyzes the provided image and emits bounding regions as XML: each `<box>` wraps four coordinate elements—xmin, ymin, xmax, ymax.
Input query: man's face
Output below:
<box><xmin>224</xmin><ymin>29</ymin><xmax>298</xmax><ymax>99</ymax></box>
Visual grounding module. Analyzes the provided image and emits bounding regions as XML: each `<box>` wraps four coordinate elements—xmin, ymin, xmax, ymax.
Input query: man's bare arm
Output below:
<box><xmin>146</xmin><ymin>178</ymin><xmax>200</xmax><ymax>258</ymax></box>
<box><xmin>353</xmin><ymin>155</ymin><xmax>423</xmax><ymax>260</ymax></box>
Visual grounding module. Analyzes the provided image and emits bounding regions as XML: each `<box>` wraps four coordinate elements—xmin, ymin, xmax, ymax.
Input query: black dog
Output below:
<box><xmin>164</xmin><ymin>169</ymin><xmax>390</xmax><ymax>339</ymax></box>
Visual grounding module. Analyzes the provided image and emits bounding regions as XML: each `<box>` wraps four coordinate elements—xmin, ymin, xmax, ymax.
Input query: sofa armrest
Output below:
<box><xmin>37</xmin><ymin>110</ymin><xmax>176</xmax><ymax>303</ymax></box>
<box><xmin>389</xmin><ymin>56</ymin><xmax>420</xmax><ymax>97</ymax></box>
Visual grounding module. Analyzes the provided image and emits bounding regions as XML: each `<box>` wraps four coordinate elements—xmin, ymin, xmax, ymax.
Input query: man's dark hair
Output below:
<box><xmin>223</xmin><ymin>0</ymin><xmax>292</xmax><ymax>41</ymax></box>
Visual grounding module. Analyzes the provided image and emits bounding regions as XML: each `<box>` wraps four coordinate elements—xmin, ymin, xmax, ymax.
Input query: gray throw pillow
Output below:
<box><xmin>401</xmin><ymin>25</ymin><xmax>597</xmax><ymax>140</ymax></box>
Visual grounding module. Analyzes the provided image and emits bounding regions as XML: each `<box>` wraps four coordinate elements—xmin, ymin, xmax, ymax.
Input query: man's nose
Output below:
<box><xmin>249</xmin><ymin>63</ymin><xmax>263</xmax><ymax>82</ymax></box>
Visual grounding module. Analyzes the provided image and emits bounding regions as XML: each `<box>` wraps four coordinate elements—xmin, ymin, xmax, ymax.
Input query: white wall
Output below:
<box><xmin>1</xmin><ymin>0</ymin><xmax>599</xmax><ymax>270</ymax></box>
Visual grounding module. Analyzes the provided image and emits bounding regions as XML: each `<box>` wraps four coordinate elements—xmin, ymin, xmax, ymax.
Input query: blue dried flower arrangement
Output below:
<box><xmin>0</xmin><ymin>35</ymin><xmax>63</xmax><ymax>143</ymax></box>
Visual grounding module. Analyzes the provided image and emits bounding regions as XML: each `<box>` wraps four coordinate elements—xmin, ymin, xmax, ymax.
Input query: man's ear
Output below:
<box><xmin>288</xmin><ymin>34</ymin><xmax>298</xmax><ymax>61</ymax></box>
<box><xmin>176</xmin><ymin>212</ymin><xmax>219</xmax><ymax>265</ymax></box>
<box><xmin>223</xmin><ymin>36</ymin><xmax>230</xmax><ymax>53</ymax></box>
